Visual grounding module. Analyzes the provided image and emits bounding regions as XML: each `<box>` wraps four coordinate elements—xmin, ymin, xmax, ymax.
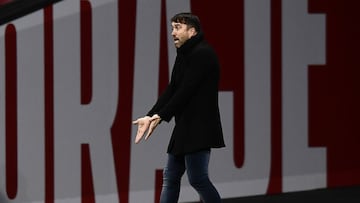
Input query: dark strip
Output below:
<box><xmin>5</xmin><ymin>23</ymin><xmax>18</xmax><ymax>200</ymax></box>
<box><xmin>80</xmin><ymin>0</ymin><xmax>93</xmax><ymax>105</ymax></box>
<box><xmin>44</xmin><ymin>5</ymin><xmax>54</xmax><ymax>203</ymax></box>
<box><xmin>81</xmin><ymin>144</ymin><xmax>95</xmax><ymax>203</ymax></box>
<box><xmin>158</xmin><ymin>0</ymin><xmax>169</xmax><ymax>96</ymax></box>
<box><xmin>267</xmin><ymin>0</ymin><xmax>282</xmax><ymax>194</ymax></box>
<box><xmin>111</xmin><ymin>0</ymin><xmax>137</xmax><ymax>202</ymax></box>
<box><xmin>154</xmin><ymin>169</ymin><xmax>163</xmax><ymax>203</ymax></box>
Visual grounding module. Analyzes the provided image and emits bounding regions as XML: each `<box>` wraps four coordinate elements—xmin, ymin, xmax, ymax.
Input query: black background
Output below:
<box><xmin>0</xmin><ymin>0</ymin><xmax>63</xmax><ymax>26</ymax></box>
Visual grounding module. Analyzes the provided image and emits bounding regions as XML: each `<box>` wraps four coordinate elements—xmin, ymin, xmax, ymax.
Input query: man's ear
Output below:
<box><xmin>189</xmin><ymin>27</ymin><xmax>197</xmax><ymax>37</ymax></box>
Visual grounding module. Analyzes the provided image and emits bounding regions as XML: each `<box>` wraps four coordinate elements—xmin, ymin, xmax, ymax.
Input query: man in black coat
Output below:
<box><xmin>133</xmin><ymin>12</ymin><xmax>225</xmax><ymax>203</ymax></box>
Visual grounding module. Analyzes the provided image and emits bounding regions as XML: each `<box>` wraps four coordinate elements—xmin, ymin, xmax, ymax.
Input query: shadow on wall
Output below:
<box><xmin>0</xmin><ymin>188</ymin><xmax>9</xmax><ymax>203</ymax></box>
<box><xmin>0</xmin><ymin>164</ymin><xmax>7</xmax><ymax>202</ymax></box>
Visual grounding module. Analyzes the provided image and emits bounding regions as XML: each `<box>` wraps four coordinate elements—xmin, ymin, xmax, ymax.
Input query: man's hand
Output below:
<box><xmin>145</xmin><ymin>114</ymin><xmax>161</xmax><ymax>140</ymax></box>
<box><xmin>132</xmin><ymin>116</ymin><xmax>151</xmax><ymax>144</ymax></box>
<box><xmin>132</xmin><ymin>114</ymin><xmax>161</xmax><ymax>144</ymax></box>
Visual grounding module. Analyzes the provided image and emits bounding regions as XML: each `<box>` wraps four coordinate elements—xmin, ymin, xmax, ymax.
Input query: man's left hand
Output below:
<box><xmin>145</xmin><ymin>114</ymin><xmax>161</xmax><ymax>140</ymax></box>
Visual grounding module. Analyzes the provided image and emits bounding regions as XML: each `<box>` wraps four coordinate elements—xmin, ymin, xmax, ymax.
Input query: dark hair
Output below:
<box><xmin>171</xmin><ymin>12</ymin><xmax>201</xmax><ymax>33</ymax></box>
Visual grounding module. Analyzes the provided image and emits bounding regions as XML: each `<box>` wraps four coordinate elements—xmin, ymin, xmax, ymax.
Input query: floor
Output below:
<box><xmin>186</xmin><ymin>185</ymin><xmax>360</xmax><ymax>203</ymax></box>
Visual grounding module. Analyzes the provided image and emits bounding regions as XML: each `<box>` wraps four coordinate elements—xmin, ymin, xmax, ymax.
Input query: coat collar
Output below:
<box><xmin>176</xmin><ymin>31</ymin><xmax>204</xmax><ymax>55</ymax></box>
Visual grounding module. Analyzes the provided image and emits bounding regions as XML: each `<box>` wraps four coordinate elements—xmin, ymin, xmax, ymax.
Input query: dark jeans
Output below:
<box><xmin>160</xmin><ymin>149</ymin><xmax>221</xmax><ymax>203</ymax></box>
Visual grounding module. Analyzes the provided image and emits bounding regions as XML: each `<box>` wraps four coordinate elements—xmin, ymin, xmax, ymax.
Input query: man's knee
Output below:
<box><xmin>188</xmin><ymin>174</ymin><xmax>210</xmax><ymax>188</ymax></box>
<box><xmin>163</xmin><ymin>168</ymin><xmax>183</xmax><ymax>186</ymax></box>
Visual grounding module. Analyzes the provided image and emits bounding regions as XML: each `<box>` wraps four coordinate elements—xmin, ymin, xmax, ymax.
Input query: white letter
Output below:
<box><xmin>282</xmin><ymin>0</ymin><xmax>326</xmax><ymax>192</ymax></box>
<box><xmin>211</xmin><ymin>0</ymin><xmax>272</xmax><ymax>198</ymax></box>
<box><xmin>53</xmin><ymin>1</ymin><xmax>118</xmax><ymax>202</ymax></box>
<box><xmin>0</xmin><ymin>11</ymin><xmax>45</xmax><ymax>203</ymax></box>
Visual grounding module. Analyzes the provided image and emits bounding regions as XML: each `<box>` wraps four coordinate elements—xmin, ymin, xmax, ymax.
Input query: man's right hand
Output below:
<box><xmin>132</xmin><ymin>116</ymin><xmax>151</xmax><ymax>144</ymax></box>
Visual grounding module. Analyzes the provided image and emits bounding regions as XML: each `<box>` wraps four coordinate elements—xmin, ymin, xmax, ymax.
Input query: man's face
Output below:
<box><xmin>171</xmin><ymin>22</ymin><xmax>195</xmax><ymax>48</ymax></box>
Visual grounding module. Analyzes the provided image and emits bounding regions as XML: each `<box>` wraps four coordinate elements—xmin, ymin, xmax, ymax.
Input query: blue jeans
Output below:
<box><xmin>160</xmin><ymin>149</ymin><xmax>221</xmax><ymax>203</ymax></box>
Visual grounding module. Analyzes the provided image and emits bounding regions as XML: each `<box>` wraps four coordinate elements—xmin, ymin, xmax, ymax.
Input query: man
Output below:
<box><xmin>133</xmin><ymin>12</ymin><xmax>225</xmax><ymax>203</ymax></box>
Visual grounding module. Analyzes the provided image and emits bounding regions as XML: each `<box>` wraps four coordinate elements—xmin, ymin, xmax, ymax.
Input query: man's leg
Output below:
<box><xmin>160</xmin><ymin>153</ymin><xmax>186</xmax><ymax>203</ymax></box>
<box><xmin>185</xmin><ymin>149</ymin><xmax>221</xmax><ymax>203</ymax></box>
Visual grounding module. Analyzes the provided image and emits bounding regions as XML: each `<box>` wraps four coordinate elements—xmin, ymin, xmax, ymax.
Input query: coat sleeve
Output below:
<box><xmin>158</xmin><ymin>48</ymin><xmax>217</xmax><ymax>122</ymax></box>
<box><xmin>146</xmin><ymin>81</ymin><xmax>174</xmax><ymax>117</ymax></box>
<box><xmin>146</xmin><ymin>56</ymin><xmax>179</xmax><ymax>117</ymax></box>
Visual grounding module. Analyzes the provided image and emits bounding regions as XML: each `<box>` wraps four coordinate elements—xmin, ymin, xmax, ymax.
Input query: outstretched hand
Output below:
<box><xmin>132</xmin><ymin>116</ymin><xmax>151</xmax><ymax>143</ymax></box>
<box><xmin>145</xmin><ymin>114</ymin><xmax>161</xmax><ymax>140</ymax></box>
<box><xmin>132</xmin><ymin>115</ymin><xmax>161</xmax><ymax>144</ymax></box>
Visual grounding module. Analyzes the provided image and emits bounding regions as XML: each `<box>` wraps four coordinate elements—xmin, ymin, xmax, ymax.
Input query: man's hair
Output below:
<box><xmin>171</xmin><ymin>12</ymin><xmax>201</xmax><ymax>33</ymax></box>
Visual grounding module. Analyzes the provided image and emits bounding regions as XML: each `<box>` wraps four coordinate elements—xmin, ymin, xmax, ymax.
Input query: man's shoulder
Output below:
<box><xmin>192</xmin><ymin>41</ymin><xmax>217</xmax><ymax>55</ymax></box>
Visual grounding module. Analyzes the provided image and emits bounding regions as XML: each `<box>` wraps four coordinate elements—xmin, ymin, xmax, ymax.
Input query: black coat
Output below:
<box><xmin>147</xmin><ymin>32</ymin><xmax>225</xmax><ymax>155</ymax></box>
